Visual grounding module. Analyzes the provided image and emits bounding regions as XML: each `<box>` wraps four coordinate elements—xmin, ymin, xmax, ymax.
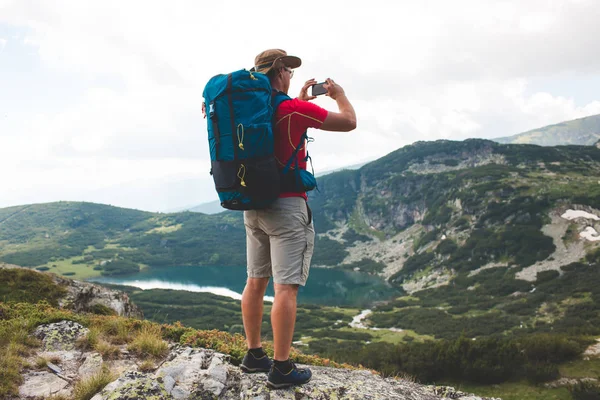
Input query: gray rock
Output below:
<box><xmin>156</xmin><ymin>346</ymin><xmax>233</xmax><ymax>398</ymax></box>
<box><xmin>108</xmin><ymin>359</ymin><xmax>139</xmax><ymax>375</ymax></box>
<box><xmin>19</xmin><ymin>371</ymin><xmax>70</xmax><ymax>398</ymax></box>
<box><xmin>163</xmin><ymin>375</ymin><xmax>176</xmax><ymax>394</ymax></box>
<box><xmin>428</xmin><ymin>385</ymin><xmax>501</xmax><ymax>400</ymax></box>
<box><xmin>90</xmin><ymin>371</ymin><xmax>170</xmax><ymax>400</ymax></box>
<box><xmin>33</xmin><ymin>320</ymin><xmax>88</xmax><ymax>351</ymax></box>
<box><xmin>241</xmin><ymin>365</ymin><xmax>437</xmax><ymax>400</ymax></box>
<box><xmin>78</xmin><ymin>352</ymin><xmax>103</xmax><ymax>379</ymax></box>
<box><xmin>36</xmin><ymin>350</ymin><xmax>81</xmax><ymax>380</ymax></box>
<box><xmin>55</xmin><ymin>275</ymin><xmax>144</xmax><ymax>318</ymax></box>
<box><xmin>23</xmin><ymin>319</ymin><xmax>498</xmax><ymax>400</ymax></box>
<box><xmin>93</xmin><ymin>345</ymin><xmax>498</xmax><ymax>400</ymax></box>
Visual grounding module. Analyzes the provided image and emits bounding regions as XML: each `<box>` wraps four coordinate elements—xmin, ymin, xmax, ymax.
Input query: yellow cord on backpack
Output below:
<box><xmin>237</xmin><ymin>124</ymin><xmax>245</xmax><ymax>151</ymax></box>
<box><xmin>249</xmin><ymin>71</ymin><xmax>257</xmax><ymax>80</ymax></box>
<box><xmin>238</xmin><ymin>164</ymin><xmax>247</xmax><ymax>187</ymax></box>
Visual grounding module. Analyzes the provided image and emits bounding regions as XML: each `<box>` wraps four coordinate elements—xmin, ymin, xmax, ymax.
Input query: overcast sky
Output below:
<box><xmin>1</xmin><ymin>0</ymin><xmax>600</xmax><ymax>212</ymax></box>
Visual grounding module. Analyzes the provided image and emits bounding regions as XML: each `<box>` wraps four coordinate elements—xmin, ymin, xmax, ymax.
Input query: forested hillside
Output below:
<box><xmin>3</xmin><ymin>137</ymin><xmax>600</xmax><ymax>399</ymax></box>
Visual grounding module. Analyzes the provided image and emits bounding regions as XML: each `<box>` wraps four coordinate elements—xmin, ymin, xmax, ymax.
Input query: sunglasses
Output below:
<box><xmin>284</xmin><ymin>67</ymin><xmax>294</xmax><ymax>78</ymax></box>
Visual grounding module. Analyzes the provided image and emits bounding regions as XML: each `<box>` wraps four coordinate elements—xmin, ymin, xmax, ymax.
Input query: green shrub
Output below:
<box><xmin>341</xmin><ymin>229</ymin><xmax>372</xmax><ymax>244</ymax></box>
<box><xmin>100</xmin><ymin>259</ymin><xmax>140</xmax><ymax>276</ymax></box>
<box><xmin>390</xmin><ymin>252</ymin><xmax>435</xmax><ymax>282</ymax></box>
<box><xmin>414</xmin><ymin>229</ymin><xmax>439</xmax><ymax>250</ymax></box>
<box><xmin>312</xmin><ymin>237</ymin><xmax>348</xmax><ymax>266</ymax></box>
<box><xmin>519</xmin><ymin>334</ymin><xmax>585</xmax><ymax>364</ymax></box>
<box><xmin>568</xmin><ymin>380</ymin><xmax>600</xmax><ymax>400</ymax></box>
<box><xmin>0</xmin><ymin>269</ymin><xmax>66</xmax><ymax>306</ymax></box>
<box><xmin>436</xmin><ymin>239</ymin><xmax>458</xmax><ymax>255</ymax></box>
<box><xmin>524</xmin><ymin>362</ymin><xmax>559</xmax><ymax>384</ymax></box>
<box><xmin>536</xmin><ymin>270</ymin><xmax>560</xmax><ymax>283</ymax></box>
<box><xmin>90</xmin><ymin>304</ymin><xmax>117</xmax><ymax>316</ymax></box>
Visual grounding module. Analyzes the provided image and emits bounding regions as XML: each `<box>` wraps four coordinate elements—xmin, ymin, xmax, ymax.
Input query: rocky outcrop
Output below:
<box><xmin>19</xmin><ymin>320</ymin><xmax>500</xmax><ymax>400</ymax></box>
<box><xmin>53</xmin><ymin>274</ymin><xmax>143</xmax><ymax>318</ymax></box>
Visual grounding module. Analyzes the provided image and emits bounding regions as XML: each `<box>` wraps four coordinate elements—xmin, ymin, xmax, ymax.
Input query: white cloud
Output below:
<box><xmin>0</xmin><ymin>0</ymin><xmax>599</xmax><ymax>211</ymax></box>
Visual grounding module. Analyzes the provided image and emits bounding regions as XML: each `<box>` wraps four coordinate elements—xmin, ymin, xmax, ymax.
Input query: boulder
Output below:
<box><xmin>33</xmin><ymin>320</ymin><xmax>88</xmax><ymax>351</ymax></box>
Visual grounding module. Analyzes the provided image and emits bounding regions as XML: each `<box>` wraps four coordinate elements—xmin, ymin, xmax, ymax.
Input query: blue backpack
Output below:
<box><xmin>203</xmin><ymin>69</ymin><xmax>317</xmax><ymax>210</ymax></box>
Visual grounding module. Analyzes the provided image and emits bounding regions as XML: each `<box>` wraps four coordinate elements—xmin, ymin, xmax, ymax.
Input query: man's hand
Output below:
<box><xmin>323</xmin><ymin>78</ymin><xmax>345</xmax><ymax>100</ymax></box>
<box><xmin>298</xmin><ymin>79</ymin><xmax>317</xmax><ymax>101</ymax></box>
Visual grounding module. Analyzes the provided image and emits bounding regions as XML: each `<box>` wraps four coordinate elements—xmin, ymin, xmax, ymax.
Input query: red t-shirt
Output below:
<box><xmin>274</xmin><ymin>98</ymin><xmax>328</xmax><ymax>199</ymax></box>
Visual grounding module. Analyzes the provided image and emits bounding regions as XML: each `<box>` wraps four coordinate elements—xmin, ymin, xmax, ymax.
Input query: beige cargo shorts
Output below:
<box><xmin>243</xmin><ymin>197</ymin><xmax>315</xmax><ymax>286</ymax></box>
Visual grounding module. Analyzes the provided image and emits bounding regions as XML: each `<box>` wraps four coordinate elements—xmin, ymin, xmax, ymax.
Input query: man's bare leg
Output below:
<box><xmin>241</xmin><ymin>277</ymin><xmax>270</xmax><ymax>349</ymax></box>
<box><xmin>271</xmin><ymin>283</ymin><xmax>299</xmax><ymax>361</ymax></box>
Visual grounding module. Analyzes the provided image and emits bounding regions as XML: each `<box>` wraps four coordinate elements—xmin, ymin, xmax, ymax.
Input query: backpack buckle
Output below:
<box><xmin>209</xmin><ymin>102</ymin><xmax>216</xmax><ymax>119</ymax></box>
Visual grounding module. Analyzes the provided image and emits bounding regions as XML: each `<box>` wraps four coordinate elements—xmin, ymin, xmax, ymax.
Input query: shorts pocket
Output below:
<box><xmin>300</xmin><ymin>223</ymin><xmax>315</xmax><ymax>285</ymax></box>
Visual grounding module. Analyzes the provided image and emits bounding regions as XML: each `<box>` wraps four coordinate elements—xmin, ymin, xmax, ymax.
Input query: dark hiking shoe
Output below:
<box><xmin>240</xmin><ymin>351</ymin><xmax>272</xmax><ymax>373</ymax></box>
<box><xmin>267</xmin><ymin>363</ymin><xmax>312</xmax><ymax>389</ymax></box>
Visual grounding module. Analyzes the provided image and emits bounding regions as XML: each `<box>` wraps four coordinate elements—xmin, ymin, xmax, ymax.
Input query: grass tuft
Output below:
<box><xmin>72</xmin><ymin>366</ymin><xmax>115</xmax><ymax>400</ymax></box>
<box><xmin>94</xmin><ymin>339</ymin><xmax>121</xmax><ymax>360</ymax></box>
<box><xmin>138</xmin><ymin>359</ymin><xmax>156</xmax><ymax>372</ymax></box>
<box><xmin>95</xmin><ymin>339</ymin><xmax>121</xmax><ymax>360</ymax></box>
<box><xmin>128</xmin><ymin>324</ymin><xmax>169</xmax><ymax>359</ymax></box>
<box><xmin>101</xmin><ymin>317</ymin><xmax>130</xmax><ymax>345</ymax></box>
<box><xmin>35</xmin><ymin>356</ymin><xmax>48</xmax><ymax>369</ymax></box>
<box><xmin>76</xmin><ymin>327</ymin><xmax>100</xmax><ymax>351</ymax></box>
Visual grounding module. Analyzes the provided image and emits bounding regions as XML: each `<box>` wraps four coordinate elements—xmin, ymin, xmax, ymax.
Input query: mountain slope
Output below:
<box><xmin>0</xmin><ymin>201</ymin><xmax>246</xmax><ymax>275</ymax></box>
<box><xmin>2</xmin><ymin>139</ymin><xmax>600</xmax><ymax>280</ymax></box>
<box><xmin>493</xmin><ymin>113</ymin><xmax>600</xmax><ymax>146</ymax></box>
<box><xmin>3</xmin><ymin>139</ymin><xmax>600</xmax><ymax>398</ymax></box>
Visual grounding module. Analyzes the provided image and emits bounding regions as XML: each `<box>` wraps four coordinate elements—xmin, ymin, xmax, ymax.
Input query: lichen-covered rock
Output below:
<box><xmin>240</xmin><ymin>366</ymin><xmax>440</xmax><ymax>400</ymax></box>
<box><xmin>90</xmin><ymin>371</ymin><xmax>170</xmax><ymax>400</ymax></box>
<box><xmin>156</xmin><ymin>346</ymin><xmax>234</xmax><ymax>399</ymax></box>
<box><xmin>428</xmin><ymin>386</ymin><xmax>501</xmax><ymax>400</ymax></box>
<box><xmin>21</xmin><ymin>322</ymin><xmax>499</xmax><ymax>400</ymax></box>
<box><xmin>33</xmin><ymin>320</ymin><xmax>88</xmax><ymax>351</ymax></box>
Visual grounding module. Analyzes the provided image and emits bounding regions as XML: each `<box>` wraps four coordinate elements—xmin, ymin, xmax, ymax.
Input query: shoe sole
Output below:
<box><xmin>240</xmin><ymin>365</ymin><xmax>270</xmax><ymax>373</ymax></box>
<box><xmin>266</xmin><ymin>377</ymin><xmax>311</xmax><ymax>389</ymax></box>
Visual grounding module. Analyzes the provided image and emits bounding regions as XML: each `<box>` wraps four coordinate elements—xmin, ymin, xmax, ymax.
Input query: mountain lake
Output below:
<box><xmin>89</xmin><ymin>265</ymin><xmax>401</xmax><ymax>307</ymax></box>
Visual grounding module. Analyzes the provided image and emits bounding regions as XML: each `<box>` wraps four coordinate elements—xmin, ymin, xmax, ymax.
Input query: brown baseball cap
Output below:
<box><xmin>252</xmin><ymin>49</ymin><xmax>302</xmax><ymax>74</ymax></box>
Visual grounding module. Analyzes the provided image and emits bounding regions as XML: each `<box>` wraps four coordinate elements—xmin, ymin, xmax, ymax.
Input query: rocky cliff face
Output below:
<box><xmin>18</xmin><ymin>320</ymin><xmax>499</xmax><ymax>400</ymax></box>
<box><xmin>53</xmin><ymin>274</ymin><xmax>143</xmax><ymax>319</ymax></box>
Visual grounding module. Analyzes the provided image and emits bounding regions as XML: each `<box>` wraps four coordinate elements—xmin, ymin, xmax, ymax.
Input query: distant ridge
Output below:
<box><xmin>493</xmin><ymin>113</ymin><xmax>600</xmax><ymax>146</ymax></box>
<box><xmin>171</xmin><ymin>161</ymin><xmax>368</xmax><ymax>215</ymax></box>
<box><xmin>179</xmin><ymin>200</ymin><xmax>223</xmax><ymax>214</ymax></box>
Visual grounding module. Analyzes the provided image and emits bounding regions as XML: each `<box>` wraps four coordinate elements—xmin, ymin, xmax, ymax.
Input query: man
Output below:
<box><xmin>240</xmin><ymin>49</ymin><xmax>357</xmax><ymax>389</ymax></box>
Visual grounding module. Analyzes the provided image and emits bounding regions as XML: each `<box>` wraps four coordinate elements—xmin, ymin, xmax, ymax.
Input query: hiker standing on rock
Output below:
<box><xmin>239</xmin><ymin>49</ymin><xmax>357</xmax><ymax>388</ymax></box>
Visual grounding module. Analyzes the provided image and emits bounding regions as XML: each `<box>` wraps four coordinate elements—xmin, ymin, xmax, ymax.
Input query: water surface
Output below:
<box><xmin>90</xmin><ymin>265</ymin><xmax>399</xmax><ymax>307</ymax></box>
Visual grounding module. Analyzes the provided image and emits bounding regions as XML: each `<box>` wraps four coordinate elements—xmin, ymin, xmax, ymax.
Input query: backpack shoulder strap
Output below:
<box><xmin>272</xmin><ymin>90</ymin><xmax>292</xmax><ymax>114</ymax></box>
